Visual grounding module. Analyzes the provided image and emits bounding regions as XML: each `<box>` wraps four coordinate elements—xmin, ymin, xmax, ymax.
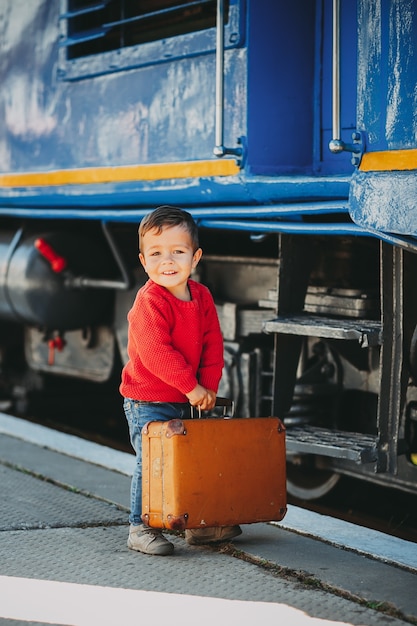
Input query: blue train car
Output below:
<box><xmin>0</xmin><ymin>0</ymin><xmax>416</xmax><ymax>499</ymax></box>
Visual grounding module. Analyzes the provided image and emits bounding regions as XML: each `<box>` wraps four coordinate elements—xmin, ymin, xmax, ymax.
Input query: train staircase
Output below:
<box><xmin>261</xmin><ymin>235</ymin><xmax>404</xmax><ymax>475</ymax></box>
<box><xmin>263</xmin><ymin>315</ymin><xmax>381</xmax><ymax>465</ymax></box>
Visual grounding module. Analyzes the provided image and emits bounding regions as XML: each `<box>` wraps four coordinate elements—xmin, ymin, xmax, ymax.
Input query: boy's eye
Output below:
<box><xmin>173</xmin><ymin>249</ymin><xmax>184</xmax><ymax>254</ymax></box>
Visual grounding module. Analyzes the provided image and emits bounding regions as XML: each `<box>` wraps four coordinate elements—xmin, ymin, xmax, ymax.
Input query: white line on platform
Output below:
<box><xmin>0</xmin><ymin>575</ymin><xmax>357</xmax><ymax>626</ymax></box>
<box><xmin>1</xmin><ymin>411</ymin><xmax>416</xmax><ymax>573</ymax></box>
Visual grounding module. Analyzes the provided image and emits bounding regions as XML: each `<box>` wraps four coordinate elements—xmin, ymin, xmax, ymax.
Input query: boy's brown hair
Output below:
<box><xmin>139</xmin><ymin>205</ymin><xmax>200</xmax><ymax>252</ymax></box>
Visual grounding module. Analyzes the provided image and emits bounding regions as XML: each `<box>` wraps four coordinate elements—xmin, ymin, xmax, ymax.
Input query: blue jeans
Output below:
<box><xmin>123</xmin><ymin>398</ymin><xmax>191</xmax><ymax>525</ymax></box>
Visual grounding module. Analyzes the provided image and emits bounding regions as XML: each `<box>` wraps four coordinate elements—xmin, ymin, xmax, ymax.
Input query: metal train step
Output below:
<box><xmin>285</xmin><ymin>425</ymin><xmax>378</xmax><ymax>463</ymax></box>
<box><xmin>263</xmin><ymin>315</ymin><xmax>382</xmax><ymax>347</ymax></box>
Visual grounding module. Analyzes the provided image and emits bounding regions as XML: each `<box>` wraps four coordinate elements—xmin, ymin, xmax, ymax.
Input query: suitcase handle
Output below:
<box><xmin>190</xmin><ymin>396</ymin><xmax>235</xmax><ymax>419</ymax></box>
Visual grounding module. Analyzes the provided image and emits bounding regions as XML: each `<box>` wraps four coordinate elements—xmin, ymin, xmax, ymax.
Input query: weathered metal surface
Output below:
<box><xmin>286</xmin><ymin>425</ymin><xmax>378</xmax><ymax>464</ymax></box>
<box><xmin>260</xmin><ymin>286</ymin><xmax>380</xmax><ymax>319</ymax></box>
<box><xmin>350</xmin><ymin>1</ymin><xmax>417</xmax><ymax>235</ymax></box>
<box><xmin>263</xmin><ymin>315</ymin><xmax>382</xmax><ymax>347</ymax></box>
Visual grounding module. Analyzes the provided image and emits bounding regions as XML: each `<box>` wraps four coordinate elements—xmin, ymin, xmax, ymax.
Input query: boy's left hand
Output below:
<box><xmin>205</xmin><ymin>389</ymin><xmax>217</xmax><ymax>411</ymax></box>
<box><xmin>186</xmin><ymin>384</ymin><xmax>216</xmax><ymax>411</ymax></box>
<box><xmin>196</xmin><ymin>389</ymin><xmax>216</xmax><ymax>411</ymax></box>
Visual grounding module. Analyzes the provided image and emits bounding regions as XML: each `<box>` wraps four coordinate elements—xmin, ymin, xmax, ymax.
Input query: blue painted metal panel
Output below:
<box><xmin>0</xmin><ymin>1</ymin><xmax>245</xmax><ymax>172</ymax></box>
<box><xmin>246</xmin><ymin>0</ymin><xmax>357</xmax><ymax>176</ymax></box>
<box><xmin>0</xmin><ymin>175</ymin><xmax>350</xmax><ymax>208</ymax></box>
<box><xmin>0</xmin><ymin>201</ymin><xmax>349</xmax><ymax>222</ymax></box>
<box><xmin>356</xmin><ymin>0</ymin><xmax>417</xmax><ymax>153</ymax></box>
<box><xmin>319</xmin><ymin>0</ymin><xmax>358</xmax><ymax>174</ymax></box>
<box><xmin>0</xmin><ymin>0</ymin><xmax>356</xmax><ymax>219</ymax></box>
<box><xmin>349</xmin><ymin>0</ymin><xmax>417</xmax><ymax>236</ymax></box>
<box><xmin>246</xmin><ymin>1</ymin><xmax>314</xmax><ymax>174</ymax></box>
<box><xmin>350</xmin><ymin>169</ymin><xmax>417</xmax><ymax>236</ymax></box>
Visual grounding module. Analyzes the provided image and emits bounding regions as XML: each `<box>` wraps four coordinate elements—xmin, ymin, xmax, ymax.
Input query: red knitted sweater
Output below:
<box><xmin>119</xmin><ymin>279</ymin><xmax>224</xmax><ymax>402</ymax></box>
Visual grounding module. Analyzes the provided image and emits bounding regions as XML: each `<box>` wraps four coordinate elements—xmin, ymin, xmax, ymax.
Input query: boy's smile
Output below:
<box><xmin>139</xmin><ymin>224</ymin><xmax>202</xmax><ymax>300</ymax></box>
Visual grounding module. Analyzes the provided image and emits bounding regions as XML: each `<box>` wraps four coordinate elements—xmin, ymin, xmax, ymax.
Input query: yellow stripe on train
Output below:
<box><xmin>360</xmin><ymin>149</ymin><xmax>417</xmax><ymax>172</ymax></box>
<box><xmin>0</xmin><ymin>159</ymin><xmax>240</xmax><ymax>187</ymax></box>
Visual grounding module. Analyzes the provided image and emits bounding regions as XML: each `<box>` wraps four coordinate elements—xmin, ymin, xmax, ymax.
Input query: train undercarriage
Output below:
<box><xmin>1</xmin><ymin>220</ymin><xmax>417</xmax><ymax>499</ymax></box>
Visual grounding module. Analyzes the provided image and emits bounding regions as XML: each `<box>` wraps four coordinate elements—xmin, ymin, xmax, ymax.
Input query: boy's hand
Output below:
<box><xmin>205</xmin><ymin>389</ymin><xmax>217</xmax><ymax>411</ymax></box>
<box><xmin>186</xmin><ymin>384</ymin><xmax>208</xmax><ymax>407</ymax></box>
<box><xmin>186</xmin><ymin>384</ymin><xmax>216</xmax><ymax>411</ymax></box>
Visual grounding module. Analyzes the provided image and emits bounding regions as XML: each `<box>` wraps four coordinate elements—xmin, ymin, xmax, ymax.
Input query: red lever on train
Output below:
<box><xmin>48</xmin><ymin>336</ymin><xmax>66</xmax><ymax>366</ymax></box>
<box><xmin>35</xmin><ymin>238</ymin><xmax>67</xmax><ymax>273</ymax></box>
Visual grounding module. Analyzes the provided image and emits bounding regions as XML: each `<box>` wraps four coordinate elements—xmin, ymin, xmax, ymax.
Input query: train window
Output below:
<box><xmin>58</xmin><ymin>0</ymin><xmax>241</xmax><ymax>81</ymax></box>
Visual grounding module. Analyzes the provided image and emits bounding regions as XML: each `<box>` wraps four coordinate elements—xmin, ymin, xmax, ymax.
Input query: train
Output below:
<box><xmin>1</xmin><ymin>0</ymin><xmax>417</xmax><ymax>501</ymax></box>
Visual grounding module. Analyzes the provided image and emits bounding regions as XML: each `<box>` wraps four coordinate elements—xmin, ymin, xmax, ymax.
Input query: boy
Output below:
<box><xmin>120</xmin><ymin>205</ymin><xmax>241</xmax><ymax>555</ymax></box>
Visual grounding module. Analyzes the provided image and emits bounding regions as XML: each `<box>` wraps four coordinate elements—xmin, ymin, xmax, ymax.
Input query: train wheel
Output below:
<box><xmin>286</xmin><ymin>459</ymin><xmax>340</xmax><ymax>500</ymax></box>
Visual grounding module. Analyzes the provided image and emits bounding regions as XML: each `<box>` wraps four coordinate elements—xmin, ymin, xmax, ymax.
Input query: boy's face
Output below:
<box><xmin>139</xmin><ymin>225</ymin><xmax>202</xmax><ymax>300</ymax></box>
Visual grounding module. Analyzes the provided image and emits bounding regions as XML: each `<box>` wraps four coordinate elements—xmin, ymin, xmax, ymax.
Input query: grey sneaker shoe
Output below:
<box><xmin>127</xmin><ymin>524</ymin><xmax>174</xmax><ymax>555</ymax></box>
<box><xmin>185</xmin><ymin>525</ymin><xmax>242</xmax><ymax>545</ymax></box>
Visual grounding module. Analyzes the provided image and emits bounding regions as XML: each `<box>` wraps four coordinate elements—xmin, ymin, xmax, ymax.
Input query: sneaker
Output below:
<box><xmin>127</xmin><ymin>524</ymin><xmax>174</xmax><ymax>556</ymax></box>
<box><xmin>185</xmin><ymin>525</ymin><xmax>242</xmax><ymax>545</ymax></box>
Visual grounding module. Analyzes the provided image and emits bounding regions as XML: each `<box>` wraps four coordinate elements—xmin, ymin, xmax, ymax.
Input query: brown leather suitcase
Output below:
<box><xmin>141</xmin><ymin>401</ymin><xmax>287</xmax><ymax>531</ymax></box>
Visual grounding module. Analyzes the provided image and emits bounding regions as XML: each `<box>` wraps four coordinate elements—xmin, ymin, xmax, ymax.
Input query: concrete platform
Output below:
<box><xmin>0</xmin><ymin>414</ymin><xmax>416</xmax><ymax>626</ymax></box>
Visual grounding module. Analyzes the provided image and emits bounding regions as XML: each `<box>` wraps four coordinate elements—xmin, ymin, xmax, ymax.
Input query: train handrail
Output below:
<box><xmin>328</xmin><ymin>0</ymin><xmax>362</xmax><ymax>158</ymax></box>
<box><xmin>213</xmin><ymin>0</ymin><xmax>243</xmax><ymax>160</ymax></box>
